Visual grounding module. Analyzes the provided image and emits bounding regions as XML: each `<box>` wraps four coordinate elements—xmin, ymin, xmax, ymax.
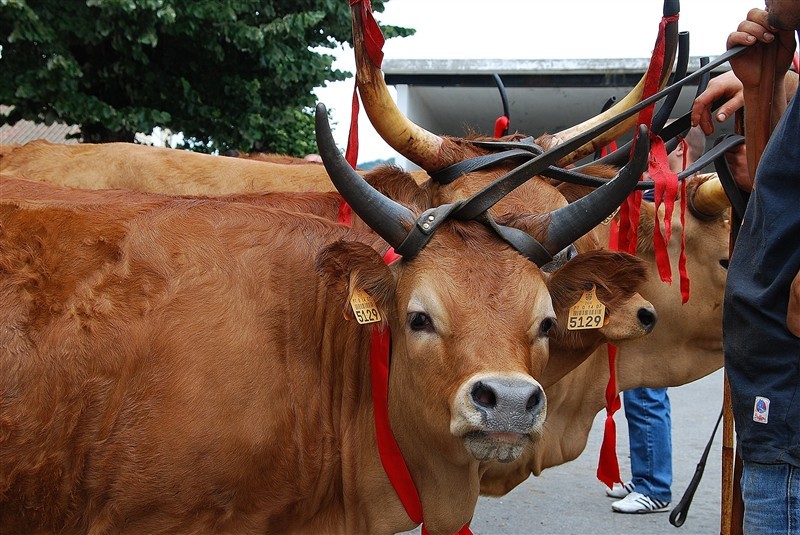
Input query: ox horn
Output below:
<box><xmin>352</xmin><ymin>1</ymin><xmax>678</xmax><ymax>172</ymax></box>
<box><xmin>689</xmin><ymin>175</ymin><xmax>730</xmax><ymax>219</ymax></box>
<box><xmin>315</xmin><ymin>103</ymin><xmax>416</xmax><ymax>249</ymax></box>
<box><xmin>351</xmin><ymin>3</ymin><xmax>445</xmax><ymax>171</ymax></box>
<box><xmin>544</xmin><ymin>0</ymin><xmax>680</xmax><ymax>166</ymax></box>
<box><xmin>540</xmin><ymin>125</ymin><xmax>651</xmax><ymax>255</ymax></box>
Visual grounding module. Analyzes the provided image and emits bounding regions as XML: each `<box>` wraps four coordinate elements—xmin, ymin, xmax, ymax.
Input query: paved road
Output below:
<box><xmin>409</xmin><ymin>368</ymin><xmax>727</xmax><ymax>535</ymax></box>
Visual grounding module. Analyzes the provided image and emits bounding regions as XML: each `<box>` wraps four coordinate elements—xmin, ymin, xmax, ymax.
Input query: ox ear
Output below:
<box><xmin>316</xmin><ymin>241</ymin><xmax>396</xmax><ymax>323</ymax></box>
<box><xmin>364</xmin><ymin>165</ymin><xmax>431</xmax><ymax>213</ymax></box>
<box><xmin>546</xmin><ymin>250</ymin><xmax>649</xmax><ymax>317</ymax></box>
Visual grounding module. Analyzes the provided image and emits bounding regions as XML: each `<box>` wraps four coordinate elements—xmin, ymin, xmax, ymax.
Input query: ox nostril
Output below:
<box><xmin>526</xmin><ymin>389</ymin><xmax>542</xmax><ymax>413</ymax></box>
<box><xmin>638</xmin><ymin>307</ymin><xmax>657</xmax><ymax>330</ymax></box>
<box><xmin>471</xmin><ymin>381</ymin><xmax>497</xmax><ymax>409</ymax></box>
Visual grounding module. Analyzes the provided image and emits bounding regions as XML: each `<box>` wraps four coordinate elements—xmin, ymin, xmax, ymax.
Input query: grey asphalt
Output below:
<box><xmin>410</xmin><ymin>368</ymin><xmax>727</xmax><ymax>535</ymax></box>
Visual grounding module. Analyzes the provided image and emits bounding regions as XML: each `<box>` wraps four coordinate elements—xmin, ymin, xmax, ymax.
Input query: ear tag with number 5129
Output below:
<box><xmin>567</xmin><ymin>284</ymin><xmax>606</xmax><ymax>330</ymax></box>
<box><xmin>350</xmin><ymin>288</ymin><xmax>382</xmax><ymax>325</ymax></box>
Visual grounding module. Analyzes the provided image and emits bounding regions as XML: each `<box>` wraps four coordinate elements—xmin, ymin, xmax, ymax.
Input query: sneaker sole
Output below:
<box><xmin>612</xmin><ymin>506</ymin><xmax>670</xmax><ymax>514</ymax></box>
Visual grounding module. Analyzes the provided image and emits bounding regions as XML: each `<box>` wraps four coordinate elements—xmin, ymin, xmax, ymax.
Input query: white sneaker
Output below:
<box><xmin>611</xmin><ymin>491</ymin><xmax>670</xmax><ymax>514</ymax></box>
<box><xmin>605</xmin><ymin>480</ymin><xmax>635</xmax><ymax>498</ymax></box>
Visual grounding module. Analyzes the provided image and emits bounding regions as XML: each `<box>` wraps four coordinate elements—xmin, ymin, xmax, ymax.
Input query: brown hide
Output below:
<box><xmin>0</xmin><ymin>139</ymin><xmax>338</xmax><ymax>193</ymax></box>
<box><xmin>1</xmin><ymin>169</ymin><xmax>653</xmax><ymax>400</ymax></box>
<box><xmin>0</xmin><ymin>139</ymin><xmax>653</xmax><ymax>373</ymax></box>
<box><xmin>229</xmin><ymin>151</ymin><xmax>324</xmax><ymax>165</ymax></box>
<box><xmin>0</xmin><ymin>139</ymin><xmax>596</xmax><ymax>251</ymax></box>
<box><xmin>2</xmin><ymin>178</ymin><xmax>635</xmax><ymax>534</ymax></box>
<box><xmin>0</xmin><ymin>166</ymin><xmax>429</xmax><ymax>239</ymax></box>
<box><xmin>480</xmin><ymin>175</ymin><xmax>729</xmax><ymax>495</ymax></box>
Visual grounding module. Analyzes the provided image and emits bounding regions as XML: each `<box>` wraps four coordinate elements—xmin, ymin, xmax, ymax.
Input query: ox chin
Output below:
<box><xmin>462</xmin><ymin>431</ymin><xmax>533</xmax><ymax>463</ymax></box>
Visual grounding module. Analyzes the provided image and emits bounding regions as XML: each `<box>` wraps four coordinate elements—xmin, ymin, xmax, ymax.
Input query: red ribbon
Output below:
<box><xmin>597</xmin><ymin>13</ymin><xmax>681</xmax><ymax>487</ymax></box>
<box><xmin>615</xmin><ymin>14</ymin><xmax>678</xmax><ymax>257</ymax></box>
<box><xmin>597</xmin><ymin>343</ymin><xmax>622</xmax><ymax>488</ymax></box>
<box><xmin>342</xmin><ymin>1</ymin><xmax>387</xmax><ymax>226</ymax></box>
<box><xmin>648</xmin><ymin>136</ymin><xmax>678</xmax><ymax>283</ymax></box>
<box><xmin>678</xmin><ymin>175</ymin><xmax>690</xmax><ymax>303</ymax></box>
<box><xmin>370</xmin><ymin>248</ymin><xmax>472</xmax><ymax>535</ymax></box>
<box><xmin>493</xmin><ymin>116</ymin><xmax>509</xmax><ymax>138</ymax></box>
<box><xmin>596</xmin><ymin>222</ymin><xmax>623</xmax><ymax>488</ymax></box>
<box><xmin>600</xmin><ymin>140</ymin><xmax>618</xmax><ymax>157</ymax></box>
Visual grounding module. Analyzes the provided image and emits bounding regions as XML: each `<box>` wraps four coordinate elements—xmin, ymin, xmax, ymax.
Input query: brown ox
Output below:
<box><xmin>0</xmin><ymin>111</ymin><xmax>656</xmax><ymax>533</ymax></box>
<box><xmin>479</xmin><ymin>174</ymin><xmax>731</xmax><ymax>494</ymax></box>
<box><xmin>0</xmin><ymin>139</ymin><xmax>337</xmax><ymax>194</ymax></box>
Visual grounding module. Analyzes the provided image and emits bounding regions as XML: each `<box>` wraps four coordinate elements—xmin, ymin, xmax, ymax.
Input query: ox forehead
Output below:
<box><xmin>0</xmin><ymin>188</ymin><xmax>562</xmax><ymax>534</ymax></box>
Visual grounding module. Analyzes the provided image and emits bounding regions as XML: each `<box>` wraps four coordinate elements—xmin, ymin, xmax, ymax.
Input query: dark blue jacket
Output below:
<box><xmin>723</xmin><ymin>50</ymin><xmax>800</xmax><ymax>467</ymax></box>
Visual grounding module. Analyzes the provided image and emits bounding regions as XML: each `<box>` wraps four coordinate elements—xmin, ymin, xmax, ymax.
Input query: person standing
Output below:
<box><xmin>692</xmin><ymin>4</ymin><xmax>800</xmax><ymax>534</ymax></box>
<box><xmin>608</xmin><ymin>125</ymin><xmax>707</xmax><ymax>515</ymax></box>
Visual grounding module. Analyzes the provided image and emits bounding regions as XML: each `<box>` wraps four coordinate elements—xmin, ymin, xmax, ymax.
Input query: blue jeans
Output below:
<box><xmin>741</xmin><ymin>461</ymin><xmax>800</xmax><ymax>535</ymax></box>
<box><xmin>623</xmin><ymin>387</ymin><xmax>672</xmax><ymax>503</ymax></box>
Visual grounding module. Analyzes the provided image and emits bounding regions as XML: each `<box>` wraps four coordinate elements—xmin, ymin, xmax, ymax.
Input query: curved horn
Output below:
<box><xmin>351</xmin><ymin>3</ymin><xmax>445</xmax><ymax>171</ymax></box>
<box><xmin>541</xmin><ymin>125</ymin><xmax>651</xmax><ymax>255</ymax></box>
<box><xmin>551</xmin><ymin>0</ymin><xmax>680</xmax><ymax>166</ymax></box>
<box><xmin>315</xmin><ymin>103</ymin><xmax>415</xmax><ymax>249</ymax></box>
<box><xmin>689</xmin><ymin>175</ymin><xmax>730</xmax><ymax>219</ymax></box>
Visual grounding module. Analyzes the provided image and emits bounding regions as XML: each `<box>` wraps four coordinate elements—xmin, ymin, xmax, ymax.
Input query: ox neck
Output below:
<box><xmin>369</xmin><ymin>248</ymin><xmax>473</xmax><ymax>535</ymax></box>
<box><xmin>370</xmin><ymin>324</ymin><xmax>473</xmax><ymax>535</ymax></box>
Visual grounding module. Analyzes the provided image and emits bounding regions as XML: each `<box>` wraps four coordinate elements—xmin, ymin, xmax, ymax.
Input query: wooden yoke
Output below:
<box><xmin>720</xmin><ymin>45</ymin><xmax>780</xmax><ymax>535</ymax></box>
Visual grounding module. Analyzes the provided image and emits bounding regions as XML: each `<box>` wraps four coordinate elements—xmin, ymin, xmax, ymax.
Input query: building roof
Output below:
<box><xmin>0</xmin><ymin>106</ymin><xmax>81</xmax><ymax>145</ymax></box>
<box><xmin>383</xmin><ymin>57</ymin><xmax>733</xmax><ymax>168</ymax></box>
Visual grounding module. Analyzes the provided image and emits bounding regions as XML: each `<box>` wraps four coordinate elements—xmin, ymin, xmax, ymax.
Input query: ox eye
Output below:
<box><xmin>408</xmin><ymin>312</ymin><xmax>434</xmax><ymax>332</ymax></box>
<box><xmin>538</xmin><ymin>317</ymin><xmax>557</xmax><ymax>338</ymax></box>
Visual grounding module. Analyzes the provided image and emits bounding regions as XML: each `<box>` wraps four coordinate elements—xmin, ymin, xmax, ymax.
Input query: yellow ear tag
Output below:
<box><xmin>567</xmin><ymin>284</ymin><xmax>606</xmax><ymax>330</ymax></box>
<box><xmin>350</xmin><ymin>288</ymin><xmax>382</xmax><ymax>324</ymax></box>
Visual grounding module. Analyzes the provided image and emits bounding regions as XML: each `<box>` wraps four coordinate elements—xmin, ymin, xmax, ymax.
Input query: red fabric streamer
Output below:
<box><xmin>596</xmin><ymin>343</ymin><xmax>622</xmax><ymax>488</ymax></box>
<box><xmin>678</xmin><ymin>178</ymin><xmax>690</xmax><ymax>303</ymax></box>
<box><xmin>494</xmin><ymin>116</ymin><xmax>509</xmax><ymax>138</ymax></box>
<box><xmin>370</xmin><ymin>324</ymin><xmax>423</xmax><ymax>524</ymax></box>
<box><xmin>615</xmin><ymin>14</ymin><xmax>678</xmax><ymax>256</ymax></box>
<box><xmin>596</xmin><ymin>222</ymin><xmax>623</xmax><ymax>488</ymax></box>
<box><xmin>342</xmin><ymin>1</ymin><xmax>387</xmax><ymax>226</ymax></box>
<box><xmin>350</xmin><ymin>0</ymin><xmax>385</xmax><ymax>68</ymax></box>
<box><xmin>596</xmin><ymin>13</ymin><xmax>680</xmax><ymax>487</ymax></box>
<box><xmin>600</xmin><ymin>140</ymin><xmax>618</xmax><ymax>157</ymax></box>
<box><xmin>648</xmin><ymin>136</ymin><xmax>679</xmax><ymax>283</ymax></box>
<box><xmin>371</xmin><ymin>248</ymin><xmax>472</xmax><ymax>535</ymax></box>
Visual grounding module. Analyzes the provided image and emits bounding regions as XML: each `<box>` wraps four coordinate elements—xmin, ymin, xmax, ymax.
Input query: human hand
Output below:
<box><xmin>726</xmin><ymin>8</ymin><xmax>796</xmax><ymax>90</ymax></box>
<box><xmin>692</xmin><ymin>9</ymin><xmax>798</xmax><ymax>136</ymax></box>
<box><xmin>691</xmin><ymin>70</ymin><xmax>744</xmax><ymax>136</ymax></box>
<box><xmin>788</xmin><ymin>269</ymin><xmax>800</xmax><ymax>337</ymax></box>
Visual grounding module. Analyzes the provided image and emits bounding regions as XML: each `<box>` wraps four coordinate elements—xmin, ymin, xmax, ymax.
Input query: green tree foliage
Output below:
<box><xmin>0</xmin><ymin>0</ymin><xmax>412</xmax><ymax>153</ymax></box>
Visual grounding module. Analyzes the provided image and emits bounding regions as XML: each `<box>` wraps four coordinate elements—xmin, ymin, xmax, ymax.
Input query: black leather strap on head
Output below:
<box><xmin>429</xmin><ymin>138</ymin><xmax>543</xmax><ymax>185</ymax></box>
<box><xmin>479</xmin><ymin>211</ymin><xmax>554</xmax><ymax>266</ymax></box>
<box><xmin>429</xmin><ymin>148</ymin><xmax>537</xmax><ymax>185</ymax></box>
<box><xmin>394</xmin><ymin>202</ymin><xmax>465</xmax><ymax>259</ymax></box>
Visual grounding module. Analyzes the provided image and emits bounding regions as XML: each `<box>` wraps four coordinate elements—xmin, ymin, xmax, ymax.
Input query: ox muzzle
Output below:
<box><xmin>451</xmin><ymin>372</ymin><xmax>546</xmax><ymax>463</ymax></box>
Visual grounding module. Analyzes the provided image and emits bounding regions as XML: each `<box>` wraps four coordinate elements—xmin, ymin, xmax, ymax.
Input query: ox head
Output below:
<box><xmin>315</xmin><ymin>105</ymin><xmax>651</xmax><ymax>470</ymax></box>
<box><xmin>612</xmin><ymin>172</ymin><xmax>729</xmax><ymax>388</ymax></box>
<box><xmin>350</xmin><ymin>0</ymin><xmax>679</xmax><ymax>173</ymax></box>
